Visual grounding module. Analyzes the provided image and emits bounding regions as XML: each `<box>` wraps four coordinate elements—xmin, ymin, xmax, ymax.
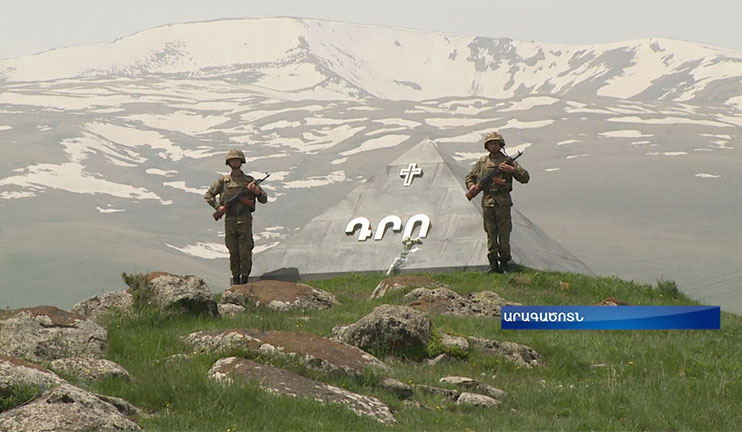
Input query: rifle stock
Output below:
<box><xmin>465</xmin><ymin>151</ymin><xmax>523</xmax><ymax>201</ymax></box>
<box><xmin>213</xmin><ymin>172</ymin><xmax>270</xmax><ymax>221</ymax></box>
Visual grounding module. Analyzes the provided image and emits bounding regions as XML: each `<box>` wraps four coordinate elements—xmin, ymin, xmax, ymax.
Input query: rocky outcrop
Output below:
<box><xmin>0</xmin><ymin>383</ymin><xmax>141</xmax><ymax>431</ymax></box>
<box><xmin>468</xmin><ymin>336</ymin><xmax>541</xmax><ymax>368</ymax></box>
<box><xmin>183</xmin><ymin>329</ymin><xmax>386</xmax><ymax>377</ymax></box>
<box><xmin>71</xmin><ymin>290</ymin><xmax>134</xmax><ymax>321</ymax></box>
<box><xmin>439</xmin><ymin>376</ymin><xmax>506</xmax><ymax>399</ymax></box>
<box><xmin>404</xmin><ymin>288</ymin><xmax>520</xmax><ymax>317</ymax></box>
<box><xmin>222</xmin><ymin>280</ymin><xmax>339</xmax><ymax>311</ymax></box>
<box><xmin>378</xmin><ymin>377</ymin><xmax>413</xmax><ymax>399</ymax></box>
<box><xmin>331</xmin><ymin>305</ymin><xmax>431</xmax><ymax>355</ymax></box>
<box><xmin>208</xmin><ymin>357</ymin><xmax>396</xmax><ymax>424</ymax></box>
<box><xmin>0</xmin><ymin>355</ymin><xmax>65</xmax><ymax>390</ymax></box>
<box><xmin>146</xmin><ymin>272</ymin><xmax>219</xmax><ymax>316</ymax></box>
<box><xmin>217</xmin><ymin>303</ymin><xmax>246</xmax><ymax>316</ymax></box>
<box><xmin>370</xmin><ymin>276</ymin><xmax>448</xmax><ymax>299</ymax></box>
<box><xmin>0</xmin><ymin>306</ymin><xmax>107</xmax><ymax>362</ymax></box>
<box><xmin>456</xmin><ymin>392</ymin><xmax>500</xmax><ymax>408</ymax></box>
<box><xmin>50</xmin><ymin>358</ymin><xmax>132</xmax><ymax>382</ymax></box>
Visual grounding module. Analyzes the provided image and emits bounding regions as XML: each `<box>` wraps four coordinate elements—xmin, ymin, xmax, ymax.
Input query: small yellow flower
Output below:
<box><xmin>628</xmin><ymin>361</ymin><xmax>634</xmax><ymax>365</ymax></box>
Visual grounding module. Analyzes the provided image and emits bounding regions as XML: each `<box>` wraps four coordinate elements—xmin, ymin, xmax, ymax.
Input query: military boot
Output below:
<box><xmin>500</xmin><ymin>259</ymin><xmax>510</xmax><ymax>274</ymax></box>
<box><xmin>231</xmin><ymin>275</ymin><xmax>241</xmax><ymax>286</ymax></box>
<box><xmin>240</xmin><ymin>274</ymin><xmax>250</xmax><ymax>284</ymax></box>
<box><xmin>487</xmin><ymin>254</ymin><xmax>500</xmax><ymax>273</ymax></box>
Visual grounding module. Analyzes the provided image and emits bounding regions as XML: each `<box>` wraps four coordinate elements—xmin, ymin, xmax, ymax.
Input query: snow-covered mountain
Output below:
<box><xmin>2</xmin><ymin>17</ymin><xmax>742</xmax><ymax>105</ymax></box>
<box><xmin>1</xmin><ymin>18</ymin><xmax>740</xmax><ymax>313</ymax></box>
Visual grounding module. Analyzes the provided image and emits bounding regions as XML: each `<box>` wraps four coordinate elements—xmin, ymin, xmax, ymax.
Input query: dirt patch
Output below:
<box><xmin>596</xmin><ymin>297</ymin><xmax>630</xmax><ymax>306</ymax></box>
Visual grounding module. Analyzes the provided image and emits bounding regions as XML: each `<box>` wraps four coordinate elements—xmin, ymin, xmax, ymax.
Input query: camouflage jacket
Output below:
<box><xmin>465</xmin><ymin>152</ymin><xmax>529</xmax><ymax>207</ymax></box>
<box><xmin>203</xmin><ymin>171</ymin><xmax>268</xmax><ymax>219</ymax></box>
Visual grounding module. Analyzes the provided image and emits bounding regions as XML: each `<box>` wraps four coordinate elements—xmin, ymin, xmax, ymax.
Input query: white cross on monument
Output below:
<box><xmin>400</xmin><ymin>163</ymin><xmax>423</xmax><ymax>187</ymax></box>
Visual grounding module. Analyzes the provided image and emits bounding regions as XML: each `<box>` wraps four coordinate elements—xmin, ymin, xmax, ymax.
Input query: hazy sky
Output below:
<box><xmin>2</xmin><ymin>0</ymin><xmax>741</xmax><ymax>60</ymax></box>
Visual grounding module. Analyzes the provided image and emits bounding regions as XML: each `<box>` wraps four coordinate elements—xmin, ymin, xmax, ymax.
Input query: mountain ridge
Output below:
<box><xmin>2</xmin><ymin>17</ymin><xmax>741</xmax><ymax>106</ymax></box>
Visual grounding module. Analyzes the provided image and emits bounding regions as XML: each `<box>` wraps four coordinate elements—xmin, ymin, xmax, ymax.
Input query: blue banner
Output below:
<box><xmin>501</xmin><ymin>306</ymin><xmax>720</xmax><ymax>330</ymax></box>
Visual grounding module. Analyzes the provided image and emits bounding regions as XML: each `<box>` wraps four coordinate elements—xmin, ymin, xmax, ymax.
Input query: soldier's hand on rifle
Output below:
<box><xmin>492</xmin><ymin>177</ymin><xmax>506</xmax><ymax>186</ymax></box>
<box><xmin>247</xmin><ymin>181</ymin><xmax>261</xmax><ymax>195</ymax></box>
<box><xmin>498</xmin><ymin>162</ymin><xmax>515</xmax><ymax>173</ymax></box>
<box><xmin>468</xmin><ymin>184</ymin><xmax>477</xmax><ymax>192</ymax></box>
<box><xmin>217</xmin><ymin>205</ymin><xmax>226</xmax><ymax>213</ymax></box>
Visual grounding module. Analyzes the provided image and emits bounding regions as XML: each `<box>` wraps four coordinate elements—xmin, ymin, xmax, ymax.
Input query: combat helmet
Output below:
<box><xmin>225</xmin><ymin>149</ymin><xmax>246</xmax><ymax>165</ymax></box>
<box><xmin>483</xmin><ymin>131</ymin><xmax>505</xmax><ymax>149</ymax></box>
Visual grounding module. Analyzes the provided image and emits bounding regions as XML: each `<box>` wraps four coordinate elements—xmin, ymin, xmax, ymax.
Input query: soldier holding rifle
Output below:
<box><xmin>465</xmin><ymin>132</ymin><xmax>530</xmax><ymax>274</ymax></box>
<box><xmin>204</xmin><ymin>149</ymin><xmax>268</xmax><ymax>285</ymax></box>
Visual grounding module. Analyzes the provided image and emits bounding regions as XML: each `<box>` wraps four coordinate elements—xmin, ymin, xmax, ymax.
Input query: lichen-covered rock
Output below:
<box><xmin>183</xmin><ymin>329</ymin><xmax>386</xmax><ymax>378</ymax></box>
<box><xmin>222</xmin><ymin>280</ymin><xmax>339</xmax><ymax>311</ymax></box>
<box><xmin>50</xmin><ymin>358</ymin><xmax>131</xmax><ymax>382</ymax></box>
<box><xmin>468</xmin><ymin>336</ymin><xmax>541</xmax><ymax>368</ymax></box>
<box><xmin>146</xmin><ymin>272</ymin><xmax>219</xmax><ymax>317</ymax></box>
<box><xmin>0</xmin><ymin>383</ymin><xmax>141</xmax><ymax>431</ymax></box>
<box><xmin>331</xmin><ymin>305</ymin><xmax>431</xmax><ymax>355</ymax></box>
<box><xmin>440</xmin><ymin>376</ymin><xmax>506</xmax><ymax>398</ymax></box>
<box><xmin>71</xmin><ymin>291</ymin><xmax>134</xmax><ymax>321</ymax></box>
<box><xmin>404</xmin><ymin>288</ymin><xmax>519</xmax><ymax>317</ymax></box>
<box><xmin>0</xmin><ymin>306</ymin><xmax>107</xmax><ymax>362</ymax></box>
<box><xmin>208</xmin><ymin>357</ymin><xmax>396</xmax><ymax>424</ymax></box>
<box><xmin>378</xmin><ymin>377</ymin><xmax>413</xmax><ymax>399</ymax></box>
<box><xmin>370</xmin><ymin>276</ymin><xmax>448</xmax><ymax>299</ymax></box>
<box><xmin>0</xmin><ymin>355</ymin><xmax>65</xmax><ymax>391</ymax></box>
<box><xmin>456</xmin><ymin>392</ymin><xmax>500</xmax><ymax>408</ymax></box>
<box><xmin>218</xmin><ymin>303</ymin><xmax>246</xmax><ymax>317</ymax></box>
<box><xmin>440</xmin><ymin>333</ymin><xmax>470</xmax><ymax>352</ymax></box>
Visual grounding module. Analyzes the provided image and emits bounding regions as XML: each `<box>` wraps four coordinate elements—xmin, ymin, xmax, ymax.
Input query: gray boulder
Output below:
<box><xmin>146</xmin><ymin>272</ymin><xmax>219</xmax><ymax>316</ymax></box>
<box><xmin>0</xmin><ymin>383</ymin><xmax>141</xmax><ymax>431</ymax></box>
<box><xmin>0</xmin><ymin>306</ymin><xmax>107</xmax><ymax>362</ymax></box>
<box><xmin>208</xmin><ymin>357</ymin><xmax>396</xmax><ymax>424</ymax></box>
<box><xmin>331</xmin><ymin>305</ymin><xmax>431</xmax><ymax>355</ymax></box>
<box><xmin>50</xmin><ymin>357</ymin><xmax>131</xmax><ymax>382</ymax></box>
<box><xmin>71</xmin><ymin>290</ymin><xmax>134</xmax><ymax>321</ymax></box>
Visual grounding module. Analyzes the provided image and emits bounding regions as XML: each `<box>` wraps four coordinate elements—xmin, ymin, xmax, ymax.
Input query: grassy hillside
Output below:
<box><xmin>58</xmin><ymin>270</ymin><xmax>742</xmax><ymax>430</ymax></box>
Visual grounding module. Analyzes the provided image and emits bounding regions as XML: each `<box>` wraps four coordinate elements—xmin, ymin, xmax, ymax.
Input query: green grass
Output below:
<box><xmin>74</xmin><ymin>269</ymin><xmax>742</xmax><ymax>430</ymax></box>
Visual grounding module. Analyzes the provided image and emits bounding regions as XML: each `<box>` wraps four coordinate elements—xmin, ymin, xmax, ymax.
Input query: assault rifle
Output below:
<box><xmin>465</xmin><ymin>151</ymin><xmax>523</xmax><ymax>201</ymax></box>
<box><xmin>212</xmin><ymin>172</ymin><xmax>270</xmax><ymax>221</ymax></box>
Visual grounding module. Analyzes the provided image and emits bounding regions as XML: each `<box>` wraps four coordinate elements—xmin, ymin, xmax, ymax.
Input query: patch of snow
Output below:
<box><xmin>0</xmin><ymin>163</ymin><xmax>164</xmax><ymax>202</ymax></box>
<box><xmin>500</xmin><ymin>96</ymin><xmax>559</xmax><ymax>112</ymax></box>
<box><xmin>599</xmin><ymin>130</ymin><xmax>653</xmax><ymax>138</ymax></box>
<box><xmin>163</xmin><ymin>181</ymin><xmax>208</xmax><ymax>195</ymax></box>
<box><xmin>146</xmin><ymin>168</ymin><xmax>178</xmax><ymax>177</ymax></box>
<box><xmin>338</xmin><ymin>134</ymin><xmax>408</xmax><ymax>156</ymax></box>
<box><xmin>282</xmin><ymin>171</ymin><xmax>349</xmax><ymax>188</ymax></box>
<box><xmin>96</xmin><ymin>207</ymin><xmax>126</xmax><ymax>214</ymax></box>
<box><xmin>167</xmin><ymin>242</ymin><xmax>229</xmax><ymax>259</ymax></box>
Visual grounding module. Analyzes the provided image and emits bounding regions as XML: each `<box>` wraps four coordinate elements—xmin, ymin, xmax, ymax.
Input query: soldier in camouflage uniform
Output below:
<box><xmin>466</xmin><ymin>132</ymin><xmax>530</xmax><ymax>273</ymax></box>
<box><xmin>204</xmin><ymin>149</ymin><xmax>268</xmax><ymax>285</ymax></box>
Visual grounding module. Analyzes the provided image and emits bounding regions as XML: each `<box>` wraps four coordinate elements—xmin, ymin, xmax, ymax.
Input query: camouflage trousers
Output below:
<box><xmin>225</xmin><ymin>216</ymin><xmax>254</xmax><ymax>278</ymax></box>
<box><xmin>483</xmin><ymin>204</ymin><xmax>512</xmax><ymax>261</ymax></box>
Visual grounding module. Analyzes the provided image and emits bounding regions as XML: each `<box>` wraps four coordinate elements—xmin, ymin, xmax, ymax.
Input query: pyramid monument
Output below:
<box><xmin>250</xmin><ymin>139</ymin><xmax>593</xmax><ymax>280</ymax></box>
